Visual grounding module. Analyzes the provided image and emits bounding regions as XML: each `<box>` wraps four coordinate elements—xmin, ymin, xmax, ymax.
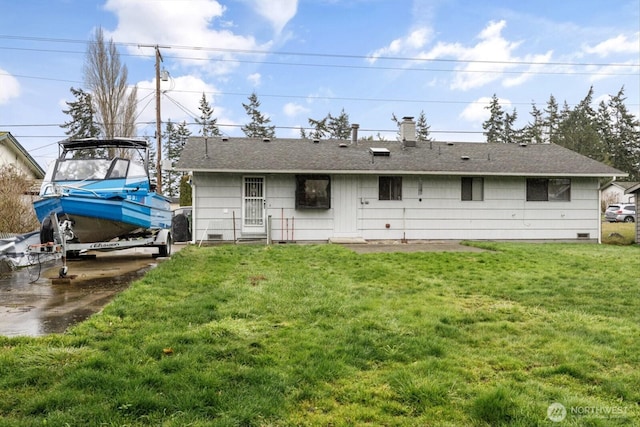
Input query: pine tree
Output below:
<box><xmin>241</xmin><ymin>92</ymin><xmax>275</xmax><ymax>138</ymax></box>
<box><xmin>599</xmin><ymin>87</ymin><xmax>640</xmax><ymax>179</ymax></box>
<box><xmin>522</xmin><ymin>103</ymin><xmax>545</xmax><ymax>144</ymax></box>
<box><xmin>482</xmin><ymin>94</ymin><xmax>505</xmax><ymax>143</ymax></box>
<box><xmin>543</xmin><ymin>95</ymin><xmax>560</xmax><ymax>144</ymax></box>
<box><xmin>503</xmin><ymin>109</ymin><xmax>519</xmax><ymax>144</ymax></box>
<box><xmin>301</xmin><ymin>116</ymin><xmax>328</xmax><ymax>139</ymax></box>
<box><xmin>61</xmin><ymin>87</ymin><xmax>101</xmax><ymax>139</ymax></box>
<box><xmin>326</xmin><ymin>109</ymin><xmax>350</xmax><ymax>139</ymax></box>
<box><xmin>555</xmin><ymin>87</ymin><xmax>602</xmax><ymax>160</ymax></box>
<box><xmin>416</xmin><ymin>110</ymin><xmax>433</xmax><ymax>141</ymax></box>
<box><xmin>61</xmin><ymin>87</ymin><xmax>104</xmax><ymax>158</ymax></box>
<box><xmin>195</xmin><ymin>93</ymin><xmax>221</xmax><ymax>137</ymax></box>
<box><xmin>302</xmin><ymin>109</ymin><xmax>351</xmax><ymax>139</ymax></box>
<box><xmin>163</xmin><ymin>120</ymin><xmax>192</xmax><ymax>198</ymax></box>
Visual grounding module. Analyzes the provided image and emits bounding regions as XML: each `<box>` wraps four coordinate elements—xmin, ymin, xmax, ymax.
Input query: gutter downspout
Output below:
<box><xmin>191</xmin><ymin>175</ymin><xmax>197</xmax><ymax>245</ymax></box>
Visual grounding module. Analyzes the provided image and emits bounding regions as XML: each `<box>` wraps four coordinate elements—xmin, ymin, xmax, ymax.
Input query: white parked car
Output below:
<box><xmin>605</xmin><ymin>203</ymin><xmax>636</xmax><ymax>223</ymax></box>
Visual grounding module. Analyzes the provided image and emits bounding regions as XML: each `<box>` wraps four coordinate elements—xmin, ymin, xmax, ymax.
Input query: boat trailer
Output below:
<box><xmin>28</xmin><ymin>213</ymin><xmax>172</xmax><ymax>279</ymax></box>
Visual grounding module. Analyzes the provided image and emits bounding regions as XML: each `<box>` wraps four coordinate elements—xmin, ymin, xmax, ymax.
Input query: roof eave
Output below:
<box><xmin>625</xmin><ymin>183</ymin><xmax>640</xmax><ymax>194</ymax></box>
<box><xmin>175</xmin><ymin>167</ymin><xmax>627</xmax><ymax>178</ymax></box>
<box><xmin>0</xmin><ymin>132</ymin><xmax>46</xmax><ymax>178</ymax></box>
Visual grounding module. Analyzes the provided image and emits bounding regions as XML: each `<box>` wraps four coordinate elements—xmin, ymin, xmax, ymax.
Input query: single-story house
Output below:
<box><xmin>600</xmin><ymin>180</ymin><xmax>637</xmax><ymax>205</ymax></box>
<box><xmin>0</xmin><ymin>132</ymin><xmax>45</xmax><ymax>181</ymax></box>
<box><xmin>175</xmin><ymin>118</ymin><xmax>626</xmax><ymax>244</ymax></box>
<box><xmin>0</xmin><ymin>132</ymin><xmax>45</xmax><ymax>199</ymax></box>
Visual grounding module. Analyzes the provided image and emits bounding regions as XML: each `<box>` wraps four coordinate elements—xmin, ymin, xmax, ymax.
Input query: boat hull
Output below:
<box><xmin>34</xmin><ymin>194</ymin><xmax>171</xmax><ymax>243</ymax></box>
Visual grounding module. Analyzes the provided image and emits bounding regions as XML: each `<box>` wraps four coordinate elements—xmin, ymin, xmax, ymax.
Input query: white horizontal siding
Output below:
<box><xmin>191</xmin><ymin>172</ymin><xmax>601</xmax><ymax>242</ymax></box>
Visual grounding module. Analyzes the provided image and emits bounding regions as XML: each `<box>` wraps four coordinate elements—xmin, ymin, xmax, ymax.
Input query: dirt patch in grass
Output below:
<box><xmin>601</xmin><ymin>221</ymin><xmax>635</xmax><ymax>244</ymax></box>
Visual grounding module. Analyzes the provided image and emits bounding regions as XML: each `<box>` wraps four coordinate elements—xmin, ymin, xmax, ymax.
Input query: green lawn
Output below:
<box><xmin>1</xmin><ymin>243</ymin><xmax>639</xmax><ymax>426</ymax></box>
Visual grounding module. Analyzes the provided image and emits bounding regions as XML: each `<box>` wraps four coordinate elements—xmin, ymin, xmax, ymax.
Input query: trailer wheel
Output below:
<box><xmin>40</xmin><ymin>217</ymin><xmax>54</xmax><ymax>244</ymax></box>
<box><xmin>158</xmin><ymin>234</ymin><xmax>172</xmax><ymax>257</ymax></box>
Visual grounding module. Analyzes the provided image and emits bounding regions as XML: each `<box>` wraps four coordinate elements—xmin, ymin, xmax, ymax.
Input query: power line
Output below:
<box><xmin>1</xmin><ymin>34</ymin><xmax>638</xmax><ymax>69</ymax></box>
<box><xmin>2</xmin><ymin>44</ymin><xmax>637</xmax><ymax>79</ymax></box>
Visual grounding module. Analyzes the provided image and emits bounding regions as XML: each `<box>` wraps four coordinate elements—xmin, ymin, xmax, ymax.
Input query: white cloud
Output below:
<box><xmin>103</xmin><ymin>0</ymin><xmax>266</xmax><ymax>75</ymax></box>
<box><xmin>248</xmin><ymin>0</ymin><xmax>298</xmax><ymax>34</ymax></box>
<box><xmin>368</xmin><ymin>28</ymin><xmax>432</xmax><ymax>63</ymax></box>
<box><xmin>0</xmin><ymin>69</ymin><xmax>20</xmax><ymax>104</ymax></box>
<box><xmin>503</xmin><ymin>51</ymin><xmax>553</xmax><ymax>87</ymax></box>
<box><xmin>587</xmin><ymin>60</ymin><xmax>640</xmax><ymax>83</ymax></box>
<box><xmin>283</xmin><ymin>102</ymin><xmax>309</xmax><ymax>117</ymax></box>
<box><xmin>305</xmin><ymin>87</ymin><xmax>336</xmax><ymax>105</ymax></box>
<box><xmin>247</xmin><ymin>73</ymin><xmax>261</xmax><ymax>86</ymax></box>
<box><xmin>460</xmin><ymin>96</ymin><xmax>512</xmax><ymax>124</ymax></box>
<box><xmin>583</xmin><ymin>32</ymin><xmax>640</xmax><ymax>57</ymax></box>
<box><xmin>430</xmin><ymin>20</ymin><xmax>523</xmax><ymax>91</ymax></box>
<box><xmin>374</xmin><ymin>20</ymin><xmax>553</xmax><ymax>91</ymax></box>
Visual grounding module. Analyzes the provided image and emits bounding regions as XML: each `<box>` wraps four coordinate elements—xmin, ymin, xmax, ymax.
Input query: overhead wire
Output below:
<box><xmin>1</xmin><ymin>33</ymin><xmax>638</xmax><ymax>139</ymax></box>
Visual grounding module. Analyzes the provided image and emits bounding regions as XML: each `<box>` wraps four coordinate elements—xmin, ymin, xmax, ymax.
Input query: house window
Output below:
<box><xmin>379</xmin><ymin>176</ymin><xmax>402</xmax><ymax>200</ymax></box>
<box><xmin>526</xmin><ymin>178</ymin><xmax>571</xmax><ymax>201</ymax></box>
<box><xmin>295</xmin><ymin>175</ymin><xmax>331</xmax><ymax>209</ymax></box>
<box><xmin>461</xmin><ymin>177</ymin><xmax>484</xmax><ymax>201</ymax></box>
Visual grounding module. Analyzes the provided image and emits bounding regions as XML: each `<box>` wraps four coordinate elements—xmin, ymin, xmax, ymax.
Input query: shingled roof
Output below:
<box><xmin>175</xmin><ymin>137</ymin><xmax>627</xmax><ymax>178</ymax></box>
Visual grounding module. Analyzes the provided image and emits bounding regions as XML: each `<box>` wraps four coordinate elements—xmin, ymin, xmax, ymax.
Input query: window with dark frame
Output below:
<box><xmin>461</xmin><ymin>177</ymin><xmax>484</xmax><ymax>201</ymax></box>
<box><xmin>295</xmin><ymin>175</ymin><xmax>331</xmax><ymax>209</ymax></box>
<box><xmin>526</xmin><ymin>178</ymin><xmax>571</xmax><ymax>201</ymax></box>
<box><xmin>379</xmin><ymin>176</ymin><xmax>402</xmax><ymax>200</ymax></box>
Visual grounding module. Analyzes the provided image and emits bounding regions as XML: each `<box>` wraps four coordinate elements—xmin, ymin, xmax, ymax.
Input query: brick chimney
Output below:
<box><xmin>400</xmin><ymin>116</ymin><xmax>416</xmax><ymax>147</ymax></box>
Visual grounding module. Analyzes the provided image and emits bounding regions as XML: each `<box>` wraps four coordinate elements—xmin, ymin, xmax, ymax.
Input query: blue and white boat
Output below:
<box><xmin>33</xmin><ymin>138</ymin><xmax>172</xmax><ymax>255</ymax></box>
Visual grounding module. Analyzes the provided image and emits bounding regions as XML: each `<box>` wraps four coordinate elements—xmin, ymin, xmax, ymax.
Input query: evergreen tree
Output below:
<box><xmin>503</xmin><ymin>109</ymin><xmax>519</xmax><ymax>144</ymax></box>
<box><xmin>301</xmin><ymin>116</ymin><xmax>328</xmax><ymax>139</ymax></box>
<box><xmin>241</xmin><ymin>92</ymin><xmax>275</xmax><ymax>138</ymax></box>
<box><xmin>61</xmin><ymin>87</ymin><xmax>101</xmax><ymax>139</ymax></box>
<box><xmin>326</xmin><ymin>109</ymin><xmax>351</xmax><ymax>139</ymax></box>
<box><xmin>179</xmin><ymin>174</ymin><xmax>192</xmax><ymax>206</ymax></box>
<box><xmin>61</xmin><ymin>87</ymin><xmax>104</xmax><ymax>158</ymax></box>
<box><xmin>195</xmin><ymin>93</ymin><xmax>221</xmax><ymax>137</ymax></box>
<box><xmin>555</xmin><ymin>87</ymin><xmax>603</xmax><ymax>160</ymax></box>
<box><xmin>162</xmin><ymin>120</ymin><xmax>192</xmax><ymax>198</ymax></box>
<box><xmin>599</xmin><ymin>87</ymin><xmax>640</xmax><ymax>179</ymax></box>
<box><xmin>482</xmin><ymin>94</ymin><xmax>505</xmax><ymax>143</ymax></box>
<box><xmin>543</xmin><ymin>95</ymin><xmax>561</xmax><ymax>144</ymax></box>
<box><xmin>416</xmin><ymin>110</ymin><xmax>433</xmax><ymax>141</ymax></box>
<box><xmin>301</xmin><ymin>109</ymin><xmax>351</xmax><ymax>140</ymax></box>
<box><xmin>522</xmin><ymin>103</ymin><xmax>545</xmax><ymax>144</ymax></box>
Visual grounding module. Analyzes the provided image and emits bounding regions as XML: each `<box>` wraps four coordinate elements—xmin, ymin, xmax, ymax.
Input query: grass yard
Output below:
<box><xmin>601</xmin><ymin>221</ymin><xmax>636</xmax><ymax>245</ymax></box>
<box><xmin>1</xmin><ymin>242</ymin><xmax>639</xmax><ymax>426</ymax></box>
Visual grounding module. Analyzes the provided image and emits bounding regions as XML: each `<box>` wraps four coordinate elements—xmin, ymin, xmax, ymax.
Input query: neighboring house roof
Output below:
<box><xmin>602</xmin><ymin>181</ymin><xmax>639</xmax><ymax>191</ymax></box>
<box><xmin>0</xmin><ymin>132</ymin><xmax>46</xmax><ymax>179</ymax></box>
<box><xmin>176</xmin><ymin>137</ymin><xmax>627</xmax><ymax>178</ymax></box>
<box><xmin>624</xmin><ymin>183</ymin><xmax>640</xmax><ymax>194</ymax></box>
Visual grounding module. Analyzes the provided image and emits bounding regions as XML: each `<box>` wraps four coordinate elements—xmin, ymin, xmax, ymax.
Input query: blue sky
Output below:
<box><xmin>1</xmin><ymin>0</ymin><xmax>639</xmax><ymax>169</ymax></box>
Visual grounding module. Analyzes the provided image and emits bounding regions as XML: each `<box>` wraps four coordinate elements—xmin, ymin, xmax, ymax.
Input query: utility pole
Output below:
<box><xmin>138</xmin><ymin>44</ymin><xmax>169</xmax><ymax>193</ymax></box>
<box><xmin>154</xmin><ymin>45</ymin><xmax>163</xmax><ymax>194</ymax></box>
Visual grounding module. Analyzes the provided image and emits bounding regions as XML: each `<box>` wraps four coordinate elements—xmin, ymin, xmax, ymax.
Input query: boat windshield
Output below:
<box><xmin>53</xmin><ymin>159</ymin><xmax>112</xmax><ymax>181</ymax></box>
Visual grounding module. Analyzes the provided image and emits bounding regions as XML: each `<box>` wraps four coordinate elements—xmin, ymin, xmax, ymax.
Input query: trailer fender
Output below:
<box><xmin>155</xmin><ymin>229</ymin><xmax>172</xmax><ymax>258</ymax></box>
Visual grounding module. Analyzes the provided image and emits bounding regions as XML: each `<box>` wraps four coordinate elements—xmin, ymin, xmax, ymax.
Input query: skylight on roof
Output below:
<box><xmin>369</xmin><ymin>147</ymin><xmax>390</xmax><ymax>157</ymax></box>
